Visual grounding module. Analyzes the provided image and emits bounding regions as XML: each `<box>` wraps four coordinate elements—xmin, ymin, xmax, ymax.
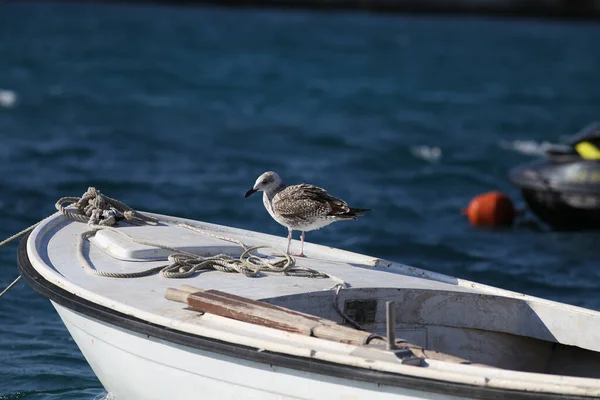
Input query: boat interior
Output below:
<box><xmin>262</xmin><ymin>287</ymin><xmax>600</xmax><ymax>379</ymax></box>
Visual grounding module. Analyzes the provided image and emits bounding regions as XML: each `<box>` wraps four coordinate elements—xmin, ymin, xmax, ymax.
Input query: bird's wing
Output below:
<box><xmin>272</xmin><ymin>184</ymin><xmax>351</xmax><ymax>219</ymax></box>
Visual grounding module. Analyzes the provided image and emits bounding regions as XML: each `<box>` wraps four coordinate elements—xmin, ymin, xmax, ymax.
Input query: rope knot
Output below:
<box><xmin>56</xmin><ymin>187</ymin><xmax>158</xmax><ymax>227</ymax></box>
<box><xmin>89</xmin><ymin>208</ymin><xmax>117</xmax><ymax>226</ymax></box>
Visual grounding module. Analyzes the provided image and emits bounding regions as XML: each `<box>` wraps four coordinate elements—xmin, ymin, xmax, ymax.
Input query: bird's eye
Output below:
<box><xmin>261</xmin><ymin>180</ymin><xmax>267</xmax><ymax>184</ymax></box>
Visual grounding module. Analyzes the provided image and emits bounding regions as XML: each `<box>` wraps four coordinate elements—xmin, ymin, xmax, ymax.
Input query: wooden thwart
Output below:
<box><xmin>165</xmin><ymin>285</ymin><xmax>381</xmax><ymax>346</ymax></box>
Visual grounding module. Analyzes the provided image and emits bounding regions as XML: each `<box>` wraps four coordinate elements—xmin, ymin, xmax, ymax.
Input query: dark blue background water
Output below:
<box><xmin>1</xmin><ymin>1</ymin><xmax>600</xmax><ymax>398</ymax></box>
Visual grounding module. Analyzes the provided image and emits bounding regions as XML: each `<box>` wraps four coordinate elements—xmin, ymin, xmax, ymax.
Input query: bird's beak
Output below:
<box><xmin>244</xmin><ymin>188</ymin><xmax>257</xmax><ymax>198</ymax></box>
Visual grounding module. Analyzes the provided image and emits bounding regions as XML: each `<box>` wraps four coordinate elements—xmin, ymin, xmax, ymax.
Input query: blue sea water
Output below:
<box><xmin>1</xmin><ymin>1</ymin><xmax>600</xmax><ymax>398</ymax></box>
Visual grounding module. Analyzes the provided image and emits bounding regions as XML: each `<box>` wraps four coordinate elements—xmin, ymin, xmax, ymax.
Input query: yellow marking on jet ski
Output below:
<box><xmin>575</xmin><ymin>141</ymin><xmax>600</xmax><ymax>160</ymax></box>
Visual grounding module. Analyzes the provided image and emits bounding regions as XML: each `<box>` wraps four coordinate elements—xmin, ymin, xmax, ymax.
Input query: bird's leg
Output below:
<box><xmin>293</xmin><ymin>231</ymin><xmax>307</xmax><ymax>258</ymax></box>
<box><xmin>271</xmin><ymin>229</ymin><xmax>293</xmax><ymax>257</ymax></box>
<box><xmin>286</xmin><ymin>228</ymin><xmax>293</xmax><ymax>255</ymax></box>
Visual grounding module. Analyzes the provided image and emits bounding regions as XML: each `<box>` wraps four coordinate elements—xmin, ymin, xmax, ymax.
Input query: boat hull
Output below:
<box><xmin>53</xmin><ymin>302</ymin><xmax>460</xmax><ymax>400</ymax></box>
<box><xmin>18</xmin><ymin>213</ymin><xmax>600</xmax><ymax>400</ymax></box>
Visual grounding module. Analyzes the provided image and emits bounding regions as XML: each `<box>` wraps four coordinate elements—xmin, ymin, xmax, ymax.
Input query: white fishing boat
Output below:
<box><xmin>15</xmin><ymin>189</ymin><xmax>600</xmax><ymax>400</ymax></box>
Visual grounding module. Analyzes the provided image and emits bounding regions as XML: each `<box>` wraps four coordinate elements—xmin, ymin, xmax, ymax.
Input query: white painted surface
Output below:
<box><xmin>54</xmin><ymin>303</ymin><xmax>462</xmax><ymax>400</ymax></box>
<box><xmin>23</xmin><ymin>212</ymin><xmax>600</xmax><ymax>398</ymax></box>
<box><xmin>91</xmin><ymin>225</ymin><xmax>243</xmax><ymax>261</ymax></box>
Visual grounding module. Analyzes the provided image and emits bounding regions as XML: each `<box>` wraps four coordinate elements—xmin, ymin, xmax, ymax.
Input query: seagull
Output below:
<box><xmin>244</xmin><ymin>171</ymin><xmax>370</xmax><ymax>257</ymax></box>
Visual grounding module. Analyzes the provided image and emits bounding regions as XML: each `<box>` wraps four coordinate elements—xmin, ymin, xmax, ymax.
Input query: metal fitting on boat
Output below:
<box><xmin>386</xmin><ymin>301</ymin><xmax>397</xmax><ymax>351</ymax></box>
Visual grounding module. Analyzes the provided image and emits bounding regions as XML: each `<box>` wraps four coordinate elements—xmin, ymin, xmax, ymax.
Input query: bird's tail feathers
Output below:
<box><xmin>348</xmin><ymin>207</ymin><xmax>371</xmax><ymax>217</ymax></box>
<box><xmin>331</xmin><ymin>208</ymin><xmax>371</xmax><ymax>220</ymax></box>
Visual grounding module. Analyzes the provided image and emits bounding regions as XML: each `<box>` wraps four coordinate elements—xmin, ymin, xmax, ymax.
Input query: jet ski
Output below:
<box><xmin>509</xmin><ymin>122</ymin><xmax>600</xmax><ymax>230</ymax></box>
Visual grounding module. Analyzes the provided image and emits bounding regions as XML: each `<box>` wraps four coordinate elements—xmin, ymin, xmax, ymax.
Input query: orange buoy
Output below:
<box><xmin>462</xmin><ymin>191</ymin><xmax>517</xmax><ymax>227</ymax></box>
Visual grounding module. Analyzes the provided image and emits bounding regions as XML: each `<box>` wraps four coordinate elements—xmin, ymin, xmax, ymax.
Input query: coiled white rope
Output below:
<box><xmin>179</xmin><ymin>223</ymin><xmax>331</xmax><ymax>279</ymax></box>
<box><xmin>76</xmin><ymin>227</ymin><xmax>310</xmax><ymax>279</ymax></box>
<box><xmin>2</xmin><ymin>187</ymin><xmax>338</xmax><ymax>296</ymax></box>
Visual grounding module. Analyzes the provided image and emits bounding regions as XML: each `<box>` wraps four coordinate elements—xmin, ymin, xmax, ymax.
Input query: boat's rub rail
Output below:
<box><xmin>165</xmin><ymin>285</ymin><xmax>488</xmax><ymax>368</ymax></box>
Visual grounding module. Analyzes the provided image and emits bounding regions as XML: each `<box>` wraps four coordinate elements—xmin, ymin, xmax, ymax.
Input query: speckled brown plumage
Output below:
<box><xmin>272</xmin><ymin>184</ymin><xmax>368</xmax><ymax>229</ymax></box>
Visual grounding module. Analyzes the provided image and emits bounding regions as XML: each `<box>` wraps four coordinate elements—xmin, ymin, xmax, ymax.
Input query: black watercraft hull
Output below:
<box><xmin>519</xmin><ymin>188</ymin><xmax>600</xmax><ymax>230</ymax></box>
<box><xmin>510</xmin><ymin>158</ymin><xmax>600</xmax><ymax>230</ymax></box>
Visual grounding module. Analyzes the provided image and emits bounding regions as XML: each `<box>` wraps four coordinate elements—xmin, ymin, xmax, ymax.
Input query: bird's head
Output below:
<box><xmin>245</xmin><ymin>171</ymin><xmax>283</xmax><ymax>198</ymax></box>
